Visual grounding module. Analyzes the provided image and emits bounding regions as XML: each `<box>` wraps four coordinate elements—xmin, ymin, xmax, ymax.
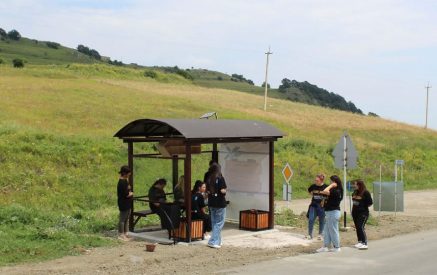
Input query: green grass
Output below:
<box><xmin>0</xmin><ymin>38</ymin><xmax>98</xmax><ymax>65</ymax></box>
<box><xmin>0</xmin><ymin>63</ymin><xmax>437</xmax><ymax>265</ymax></box>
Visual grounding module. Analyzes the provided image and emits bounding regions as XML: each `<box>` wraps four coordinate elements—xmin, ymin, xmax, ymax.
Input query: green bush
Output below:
<box><xmin>144</xmin><ymin>70</ymin><xmax>157</xmax><ymax>79</ymax></box>
<box><xmin>0</xmin><ymin>58</ymin><xmax>4</xmax><ymax>64</ymax></box>
<box><xmin>7</xmin><ymin>29</ymin><xmax>21</xmax><ymax>40</ymax></box>
<box><xmin>12</xmin><ymin>58</ymin><xmax>24</xmax><ymax>68</ymax></box>
<box><xmin>46</xmin><ymin>42</ymin><xmax>60</xmax><ymax>49</ymax></box>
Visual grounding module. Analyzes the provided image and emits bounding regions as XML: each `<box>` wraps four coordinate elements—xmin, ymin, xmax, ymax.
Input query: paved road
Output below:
<box><xmin>221</xmin><ymin>229</ymin><xmax>437</xmax><ymax>275</ymax></box>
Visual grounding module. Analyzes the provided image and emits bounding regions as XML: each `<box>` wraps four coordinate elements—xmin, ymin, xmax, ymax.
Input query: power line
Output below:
<box><xmin>263</xmin><ymin>46</ymin><xmax>273</xmax><ymax>111</ymax></box>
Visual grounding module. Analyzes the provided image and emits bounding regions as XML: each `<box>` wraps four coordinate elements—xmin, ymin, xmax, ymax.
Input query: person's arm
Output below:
<box><xmin>320</xmin><ymin>182</ymin><xmax>337</xmax><ymax>195</ymax></box>
<box><xmin>365</xmin><ymin>191</ymin><xmax>373</xmax><ymax>207</ymax></box>
<box><xmin>220</xmin><ymin>177</ymin><xmax>227</xmax><ymax>194</ymax></box>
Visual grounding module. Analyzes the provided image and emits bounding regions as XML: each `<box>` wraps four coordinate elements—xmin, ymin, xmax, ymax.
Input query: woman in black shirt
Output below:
<box><xmin>307</xmin><ymin>173</ymin><xmax>328</xmax><ymax>240</ymax></box>
<box><xmin>117</xmin><ymin>165</ymin><xmax>133</xmax><ymax>241</ymax></box>
<box><xmin>352</xmin><ymin>179</ymin><xmax>373</xmax><ymax>250</ymax></box>
<box><xmin>192</xmin><ymin>180</ymin><xmax>212</xmax><ymax>238</ymax></box>
<box><xmin>317</xmin><ymin>175</ymin><xmax>343</xmax><ymax>253</ymax></box>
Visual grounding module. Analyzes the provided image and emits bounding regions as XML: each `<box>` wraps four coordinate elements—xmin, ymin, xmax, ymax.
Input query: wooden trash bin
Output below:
<box><xmin>239</xmin><ymin>209</ymin><xmax>269</xmax><ymax>231</ymax></box>
<box><xmin>171</xmin><ymin>218</ymin><xmax>204</xmax><ymax>241</ymax></box>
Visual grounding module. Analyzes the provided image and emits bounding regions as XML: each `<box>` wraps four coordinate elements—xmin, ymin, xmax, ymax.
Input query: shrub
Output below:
<box><xmin>217</xmin><ymin>76</ymin><xmax>223</xmax><ymax>81</ymax></box>
<box><xmin>0</xmin><ymin>28</ymin><xmax>6</xmax><ymax>37</ymax></box>
<box><xmin>0</xmin><ymin>58</ymin><xmax>4</xmax><ymax>64</ymax></box>
<box><xmin>144</xmin><ymin>70</ymin><xmax>157</xmax><ymax>79</ymax></box>
<box><xmin>46</xmin><ymin>42</ymin><xmax>60</xmax><ymax>49</ymax></box>
<box><xmin>12</xmin><ymin>58</ymin><xmax>24</xmax><ymax>68</ymax></box>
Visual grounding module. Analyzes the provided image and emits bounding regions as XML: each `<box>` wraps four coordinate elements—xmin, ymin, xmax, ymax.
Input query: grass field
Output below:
<box><xmin>1</xmin><ymin>63</ymin><xmax>437</xmax><ymax>265</ymax></box>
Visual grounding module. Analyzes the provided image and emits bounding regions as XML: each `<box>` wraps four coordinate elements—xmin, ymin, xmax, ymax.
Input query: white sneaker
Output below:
<box><xmin>317</xmin><ymin>235</ymin><xmax>323</xmax><ymax>240</ymax></box>
<box><xmin>354</xmin><ymin>242</ymin><xmax>363</xmax><ymax>248</ymax></box>
<box><xmin>207</xmin><ymin>243</ymin><xmax>221</xmax><ymax>249</ymax></box>
<box><xmin>329</xmin><ymin>247</ymin><xmax>341</xmax><ymax>252</ymax></box>
<box><xmin>204</xmin><ymin>234</ymin><xmax>211</xmax><ymax>239</ymax></box>
<box><xmin>358</xmin><ymin>244</ymin><xmax>368</xmax><ymax>250</ymax></box>
<box><xmin>305</xmin><ymin>235</ymin><xmax>313</xmax><ymax>240</ymax></box>
<box><xmin>316</xmin><ymin>247</ymin><xmax>329</xmax><ymax>253</ymax></box>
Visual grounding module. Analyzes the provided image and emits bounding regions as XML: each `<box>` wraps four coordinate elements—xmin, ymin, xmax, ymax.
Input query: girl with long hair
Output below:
<box><xmin>191</xmin><ymin>180</ymin><xmax>212</xmax><ymax>238</ymax></box>
<box><xmin>317</xmin><ymin>175</ymin><xmax>343</xmax><ymax>253</ymax></box>
<box><xmin>351</xmin><ymin>179</ymin><xmax>373</xmax><ymax>250</ymax></box>
<box><xmin>205</xmin><ymin>163</ymin><xmax>227</xmax><ymax>248</ymax></box>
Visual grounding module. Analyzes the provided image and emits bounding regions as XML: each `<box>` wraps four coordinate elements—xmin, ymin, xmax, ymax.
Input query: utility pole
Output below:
<box><xmin>263</xmin><ymin>46</ymin><xmax>273</xmax><ymax>111</ymax></box>
<box><xmin>425</xmin><ymin>82</ymin><xmax>432</xmax><ymax>129</ymax></box>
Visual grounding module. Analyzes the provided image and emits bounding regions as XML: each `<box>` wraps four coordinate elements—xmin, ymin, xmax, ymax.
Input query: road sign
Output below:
<box><xmin>395</xmin><ymin>160</ymin><xmax>404</xmax><ymax>166</ymax></box>
<box><xmin>332</xmin><ymin>132</ymin><xmax>358</xmax><ymax>169</ymax></box>
<box><xmin>282</xmin><ymin>163</ymin><xmax>293</xmax><ymax>183</ymax></box>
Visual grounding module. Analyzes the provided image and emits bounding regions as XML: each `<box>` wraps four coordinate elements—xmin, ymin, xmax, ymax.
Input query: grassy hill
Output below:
<box><xmin>1</xmin><ymin>64</ymin><xmax>437</xmax><ymax>264</ymax></box>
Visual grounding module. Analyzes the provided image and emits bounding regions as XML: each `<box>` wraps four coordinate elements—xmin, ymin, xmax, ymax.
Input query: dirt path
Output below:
<box><xmin>2</xmin><ymin>190</ymin><xmax>437</xmax><ymax>275</ymax></box>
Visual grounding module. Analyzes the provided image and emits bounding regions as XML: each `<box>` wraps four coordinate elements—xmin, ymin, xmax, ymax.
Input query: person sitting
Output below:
<box><xmin>174</xmin><ymin>175</ymin><xmax>185</xmax><ymax>206</ymax></box>
<box><xmin>148</xmin><ymin>178</ymin><xmax>167</xmax><ymax>213</ymax></box>
<box><xmin>192</xmin><ymin>180</ymin><xmax>212</xmax><ymax>238</ymax></box>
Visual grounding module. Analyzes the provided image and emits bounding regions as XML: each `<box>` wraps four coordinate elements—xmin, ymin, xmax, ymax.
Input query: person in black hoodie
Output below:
<box><xmin>117</xmin><ymin>165</ymin><xmax>133</xmax><ymax>241</ymax></box>
<box><xmin>206</xmin><ymin>163</ymin><xmax>227</xmax><ymax>248</ymax></box>
<box><xmin>192</xmin><ymin>180</ymin><xmax>212</xmax><ymax>238</ymax></box>
<box><xmin>316</xmin><ymin>175</ymin><xmax>343</xmax><ymax>253</ymax></box>
<box><xmin>351</xmin><ymin>179</ymin><xmax>373</xmax><ymax>250</ymax></box>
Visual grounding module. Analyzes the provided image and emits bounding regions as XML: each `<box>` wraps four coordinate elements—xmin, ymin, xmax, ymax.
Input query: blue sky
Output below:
<box><xmin>1</xmin><ymin>0</ymin><xmax>437</xmax><ymax>129</ymax></box>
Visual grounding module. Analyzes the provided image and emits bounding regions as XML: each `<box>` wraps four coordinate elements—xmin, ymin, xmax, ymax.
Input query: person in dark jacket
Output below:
<box><xmin>192</xmin><ymin>180</ymin><xmax>212</xmax><ymax>238</ymax></box>
<box><xmin>351</xmin><ymin>179</ymin><xmax>373</xmax><ymax>250</ymax></box>
<box><xmin>316</xmin><ymin>175</ymin><xmax>343</xmax><ymax>253</ymax></box>
<box><xmin>117</xmin><ymin>165</ymin><xmax>133</xmax><ymax>241</ymax></box>
<box><xmin>307</xmin><ymin>173</ymin><xmax>328</xmax><ymax>240</ymax></box>
<box><xmin>206</xmin><ymin>163</ymin><xmax>227</xmax><ymax>248</ymax></box>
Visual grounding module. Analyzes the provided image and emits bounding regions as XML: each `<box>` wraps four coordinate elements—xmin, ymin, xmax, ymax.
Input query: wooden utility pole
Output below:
<box><xmin>263</xmin><ymin>47</ymin><xmax>273</xmax><ymax>111</ymax></box>
<box><xmin>425</xmin><ymin>82</ymin><xmax>432</xmax><ymax>129</ymax></box>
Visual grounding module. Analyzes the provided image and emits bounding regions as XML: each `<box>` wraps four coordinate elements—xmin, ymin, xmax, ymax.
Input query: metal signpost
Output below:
<box><xmin>332</xmin><ymin>132</ymin><xmax>358</xmax><ymax>229</ymax></box>
<box><xmin>282</xmin><ymin>163</ymin><xmax>293</xmax><ymax>204</ymax></box>
<box><xmin>394</xmin><ymin>160</ymin><xmax>404</xmax><ymax>216</ymax></box>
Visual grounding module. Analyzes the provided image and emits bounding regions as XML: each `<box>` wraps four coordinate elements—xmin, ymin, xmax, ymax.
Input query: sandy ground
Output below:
<box><xmin>2</xmin><ymin>190</ymin><xmax>437</xmax><ymax>275</ymax></box>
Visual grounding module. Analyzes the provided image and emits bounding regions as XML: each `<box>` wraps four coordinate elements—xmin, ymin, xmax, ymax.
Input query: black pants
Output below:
<box><xmin>118</xmin><ymin>209</ymin><xmax>131</xmax><ymax>234</ymax></box>
<box><xmin>352</xmin><ymin>211</ymin><xmax>369</xmax><ymax>245</ymax></box>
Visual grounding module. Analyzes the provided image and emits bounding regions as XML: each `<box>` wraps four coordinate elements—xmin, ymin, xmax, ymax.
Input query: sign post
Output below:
<box><xmin>332</xmin><ymin>132</ymin><xmax>358</xmax><ymax>229</ymax></box>
<box><xmin>282</xmin><ymin>163</ymin><xmax>293</xmax><ymax>203</ymax></box>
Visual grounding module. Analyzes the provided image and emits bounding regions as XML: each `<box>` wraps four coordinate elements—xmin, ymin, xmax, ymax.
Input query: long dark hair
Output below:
<box><xmin>207</xmin><ymin>163</ymin><xmax>222</xmax><ymax>194</ymax></box>
<box><xmin>152</xmin><ymin>178</ymin><xmax>167</xmax><ymax>188</ymax></box>
<box><xmin>330</xmin><ymin>175</ymin><xmax>343</xmax><ymax>198</ymax></box>
<box><xmin>354</xmin><ymin>179</ymin><xmax>367</xmax><ymax>196</ymax></box>
<box><xmin>192</xmin><ymin>180</ymin><xmax>205</xmax><ymax>194</ymax></box>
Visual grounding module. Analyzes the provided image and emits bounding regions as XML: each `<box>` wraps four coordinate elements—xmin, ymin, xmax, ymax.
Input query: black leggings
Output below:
<box><xmin>352</xmin><ymin>211</ymin><xmax>369</xmax><ymax>245</ymax></box>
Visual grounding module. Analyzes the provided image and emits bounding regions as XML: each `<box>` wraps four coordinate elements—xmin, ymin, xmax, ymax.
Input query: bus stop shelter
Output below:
<box><xmin>114</xmin><ymin>118</ymin><xmax>284</xmax><ymax>242</ymax></box>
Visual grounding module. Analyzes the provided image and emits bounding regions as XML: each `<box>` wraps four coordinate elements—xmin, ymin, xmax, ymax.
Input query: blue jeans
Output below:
<box><xmin>208</xmin><ymin>207</ymin><xmax>226</xmax><ymax>246</ymax></box>
<box><xmin>324</xmin><ymin>210</ymin><xmax>341</xmax><ymax>248</ymax></box>
<box><xmin>308</xmin><ymin>205</ymin><xmax>325</xmax><ymax>237</ymax></box>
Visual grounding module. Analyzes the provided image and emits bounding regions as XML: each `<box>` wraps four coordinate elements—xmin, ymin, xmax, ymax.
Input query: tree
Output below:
<box><xmin>7</xmin><ymin>29</ymin><xmax>21</xmax><ymax>40</ymax></box>
<box><xmin>278</xmin><ymin>78</ymin><xmax>292</xmax><ymax>92</ymax></box>
<box><xmin>12</xmin><ymin>58</ymin><xmax>24</xmax><ymax>68</ymax></box>
<box><xmin>0</xmin><ymin>28</ymin><xmax>6</xmax><ymax>38</ymax></box>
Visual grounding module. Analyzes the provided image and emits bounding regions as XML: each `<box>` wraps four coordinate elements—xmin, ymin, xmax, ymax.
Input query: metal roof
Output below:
<box><xmin>114</xmin><ymin>119</ymin><xmax>284</xmax><ymax>141</ymax></box>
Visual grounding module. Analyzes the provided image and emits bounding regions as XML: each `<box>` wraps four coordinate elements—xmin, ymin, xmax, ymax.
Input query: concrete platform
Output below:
<box><xmin>129</xmin><ymin>222</ymin><xmax>313</xmax><ymax>248</ymax></box>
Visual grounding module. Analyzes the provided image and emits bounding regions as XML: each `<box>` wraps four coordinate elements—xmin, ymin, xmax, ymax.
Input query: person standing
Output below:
<box><xmin>351</xmin><ymin>179</ymin><xmax>373</xmax><ymax>250</ymax></box>
<box><xmin>206</xmin><ymin>163</ymin><xmax>227</xmax><ymax>249</ymax></box>
<box><xmin>307</xmin><ymin>174</ymin><xmax>328</xmax><ymax>240</ymax></box>
<box><xmin>192</xmin><ymin>180</ymin><xmax>212</xmax><ymax>238</ymax></box>
<box><xmin>117</xmin><ymin>165</ymin><xmax>133</xmax><ymax>241</ymax></box>
<box><xmin>316</xmin><ymin>175</ymin><xmax>343</xmax><ymax>253</ymax></box>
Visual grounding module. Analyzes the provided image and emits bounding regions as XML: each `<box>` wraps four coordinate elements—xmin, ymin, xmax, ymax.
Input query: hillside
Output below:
<box><xmin>1</xmin><ymin>64</ymin><xmax>437</xmax><ymax>265</ymax></box>
<box><xmin>0</xmin><ymin>31</ymin><xmax>365</xmax><ymax>115</ymax></box>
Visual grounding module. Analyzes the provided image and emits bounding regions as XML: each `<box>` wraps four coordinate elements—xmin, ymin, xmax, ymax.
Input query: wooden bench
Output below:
<box><xmin>171</xmin><ymin>218</ymin><xmax>204</xmax><ymax>241</ymax></box>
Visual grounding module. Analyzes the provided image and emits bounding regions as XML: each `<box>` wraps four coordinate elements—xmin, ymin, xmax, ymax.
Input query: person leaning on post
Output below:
<box><xmin>316</xmin><ymin>175</ymin><xmax>343</xmax><ymax>253</ymax></box>
<box><xmin>117</xmin><ymin>165</ymin><xmax>133</xmax><ymax>241</ymax></box>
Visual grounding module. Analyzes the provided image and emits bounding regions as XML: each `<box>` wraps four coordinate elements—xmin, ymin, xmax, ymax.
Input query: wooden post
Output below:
<box><xmin>268</xmin><ymin>141</ymin><xmax>274</xmax><ymax>229</ymax></box>
<box><xmin>128</xmin><ymin>142</ymin><xmax>134</xmax><ymax>232</ymax></box>
<box><xmin>172</xmin><ymin>155</ymin><xmax>178</xmax><ymax>191</ymax></box>
<box><xmin>184</xmin><ymin>142</ymin><xmax>192</xmax><ymax>242</ymax></box>
<box><xmin>212</xmin><ymin>143</ymin><xmax>219</xmax><ymax>163</ymax></box>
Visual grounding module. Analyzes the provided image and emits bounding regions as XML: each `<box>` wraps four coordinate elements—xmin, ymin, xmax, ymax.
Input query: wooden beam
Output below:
<box><xmin>172</xmin><ymin>156</ymin><xmax>179</xmax><ymax>192</ymax></box>
<box><xmin>128</xmin><ymin>142</ymin><xmax>134</xmax><ymax>232</ymax></box>
<box><xmin>268</xmin><ymin>141</ymin><xmax>274</xmax><ymax>229</ymax></box>
<box><xmin>184</xmin><ymin>143</ymin><xmax>192</xmax><ymax>242</ymax></box>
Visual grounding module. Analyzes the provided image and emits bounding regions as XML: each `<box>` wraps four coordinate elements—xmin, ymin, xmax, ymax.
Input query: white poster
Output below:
<box><xmin>219</xmin><ymin>142</ymin><xmax>270</xmax><ymax>222</ymax></box>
